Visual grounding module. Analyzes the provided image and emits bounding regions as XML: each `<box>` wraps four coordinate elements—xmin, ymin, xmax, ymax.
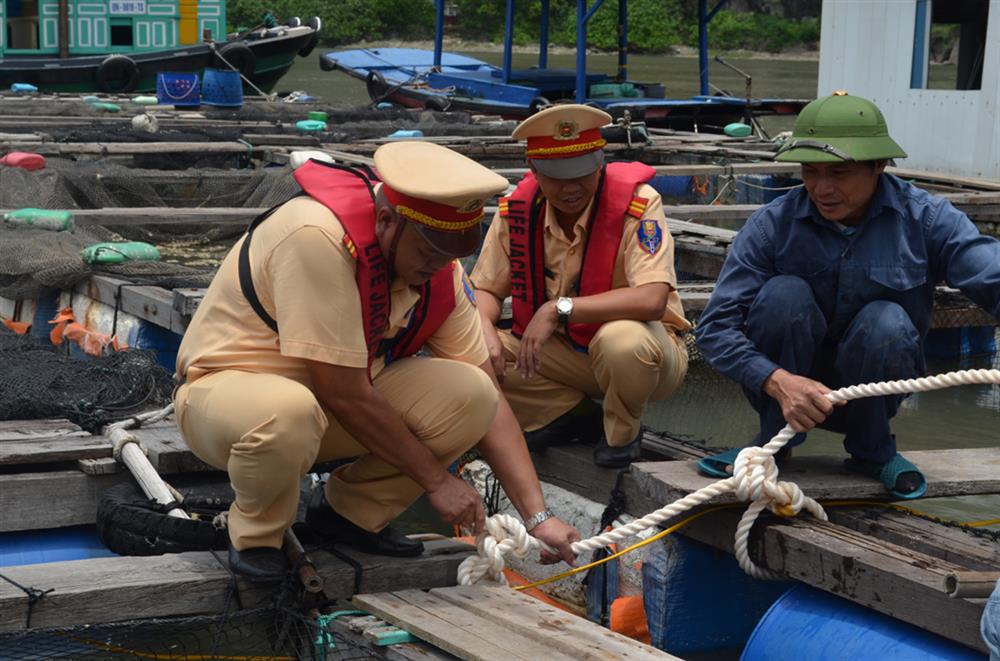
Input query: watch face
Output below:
<box><xmin>557</xmin><ymin>298</ymin><xmax>572</xmax><ymax>314</ymax></box>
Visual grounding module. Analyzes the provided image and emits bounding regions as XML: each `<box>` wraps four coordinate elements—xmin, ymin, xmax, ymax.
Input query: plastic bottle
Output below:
<box><xmin>295</xmin><ymin>119</ymin><xmax>327</xmax><ymax>132</ymax></box>
<box><xmin>10</xmin><ymin>83</ymin><xmax>38</xmax><ymax>94</ymax></box>
<box><xmin>81</xmin><ymin>242</ymin><xmax>161</xmax><ymax>264</ymax></box>
<box><xmin>2</xmin><ymin>208</ymin><xmax>74</xmax><ymax>231</ymax></box>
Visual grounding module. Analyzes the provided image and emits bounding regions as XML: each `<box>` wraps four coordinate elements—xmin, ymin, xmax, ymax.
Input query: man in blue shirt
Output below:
<box><xmin>695</xmin><ymin>92</ymin><xmax>1000</xmax><ymax>498</ymax></box>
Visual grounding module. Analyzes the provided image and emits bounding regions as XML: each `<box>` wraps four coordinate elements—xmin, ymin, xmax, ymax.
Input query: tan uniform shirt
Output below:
<box><xmin>177</xmin><ymin>196</ymin><xmax>488</xmax><ymax>386</ymax></box>
<box><xmin>471</xmin><ymin>182</ymin><xmax>691</xmax><ymax>333</ymax></box>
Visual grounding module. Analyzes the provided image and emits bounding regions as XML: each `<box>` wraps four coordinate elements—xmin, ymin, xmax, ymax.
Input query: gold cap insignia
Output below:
<box><xmin>456</xmin><ymin>198</ymin><xmax>484</xmax><ymax>213</ymax></box>
<box><xmin>553</xmin><ymin>120</ymin><xmax>580</xmax><ymax>141</ymax></box>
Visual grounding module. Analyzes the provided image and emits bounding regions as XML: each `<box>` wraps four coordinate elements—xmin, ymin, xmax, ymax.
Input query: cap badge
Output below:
<box><xmin>553</xmin><ymin>120</ymin><xmax>580</xmax><ymax>141</ymax></box>
<box><xmin>456</xmin><ymin>198</ymin><xmax>484</xmax><ymax>213</ymax></box>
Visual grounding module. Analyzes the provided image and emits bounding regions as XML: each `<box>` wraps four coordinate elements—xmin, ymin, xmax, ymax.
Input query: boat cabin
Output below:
<box><xmin>818</xmin><ymin>0</ymin><xmax>998</xmax><ymax>179</ymax></box>
<box><xmin>1</xmin><ymin>0</ymin><xmax>226</xmax><ymax>56</ymax></box>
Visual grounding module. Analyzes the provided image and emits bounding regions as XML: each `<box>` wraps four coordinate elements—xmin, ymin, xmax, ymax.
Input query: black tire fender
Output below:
<box><xmin>529</xmin><ymin>96</ymin><xmax>552</xmax><ymax>114</ymax></box>
<box><xmin>298</xmin><ymin>31</ymin><xmax>319</xmax><ymax>58</ymax></box>
<box><xmin>424</xmin><ymin>95</ymin><xmax>451</xmax><ymax>112</ymax></box>
<box><xmin>96</xmin><ymin>478</ymin><xmax>232</xmax><ymax>556</ymax></box>
<box><xmin>287</xmin><ymin>16</ymin><xmax>301</xmax><ymax>27</ymax></box>
<box><xmin>213</xmin><ymin>41</ymin><xmax>256</xmax><ymax>78</ymax></box>
<box><xmin>366</xmin><ymin>69</ymin><xmax>388</xmax><ymax>103</ymax></box>
<box><xmin>95</xmin><ymin>54</ymin><xmax>140</xmax><ymax>93</ymax></box>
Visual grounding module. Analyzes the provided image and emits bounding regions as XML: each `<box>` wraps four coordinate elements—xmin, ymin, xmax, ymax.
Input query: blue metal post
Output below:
<box><xmin>617</xmin><ymin>0</ymin><xmax>628</xmax><ymax>81</ymax></box>
<box><xmin>576</xmin><ymin>0</ymin><xmax>587</xmax><ymax>102</ymax></box>
<box><xmin>539</xmin><ymin>0</ymin><xmax>550</xmax><ymax>69</ymax></box>
<box><xmin>433</xmin><ymin>0</ymin><xmax>444</xmax><ymax>68</ymax></box>
<box><xmin>503</xmin><ymin>0</ymin><xmax>515</xmax><ymax>83</ymax></box>
<box><xmin>698</xmin><ymin>0</ymin><xmax>709</xmax><ymax>96</ymax></box>
<box><xmin>699</xmin><ymin>0</ymin><xmax>730</xmax><ymax>96</ymax></box>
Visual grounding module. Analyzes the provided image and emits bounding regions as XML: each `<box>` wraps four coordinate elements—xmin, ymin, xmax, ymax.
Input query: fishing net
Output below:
<box><xmin>0</xmin><ymin>601</ymin><xmax>381</xmax><ymax>660</ymax></box>
<box><xmin>0</xmin><ymin>326</ymin><xmax>174</xmax><ymax>432</ymax></box>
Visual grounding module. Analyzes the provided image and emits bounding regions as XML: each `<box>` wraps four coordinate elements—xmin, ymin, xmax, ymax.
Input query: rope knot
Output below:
<box><xmin>457</xmin><ymin>514</ymin><xmax>541</xmax><ymax>586</ymax></box>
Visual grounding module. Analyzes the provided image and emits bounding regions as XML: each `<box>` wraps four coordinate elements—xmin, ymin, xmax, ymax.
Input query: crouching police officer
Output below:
<box><xmin>472</xmin><ymin>105</ymin><xmax>690</xmax><ymax>469</ymax></box>
<box><xmin>696</xmin><ymin>92</ymin><xmax>1000</xmax><ymax>498</ymax></box>
<box><xmin>174</xmin><ymin>142</ymin><xmax>579</xmax><ymax>582</ymax></box>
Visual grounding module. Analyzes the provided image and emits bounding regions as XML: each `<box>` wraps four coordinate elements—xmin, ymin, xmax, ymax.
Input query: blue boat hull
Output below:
<box><xmin>320</xmin><ymin>47</ymin><xmax>806</xmax><ymax>129</ymax></box>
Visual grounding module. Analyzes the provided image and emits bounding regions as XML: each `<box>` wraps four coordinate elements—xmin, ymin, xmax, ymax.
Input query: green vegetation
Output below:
<box><xmin>229</xmin><ymin>0</ymin><xmax>820</xmax><ymax>54</ymax></box>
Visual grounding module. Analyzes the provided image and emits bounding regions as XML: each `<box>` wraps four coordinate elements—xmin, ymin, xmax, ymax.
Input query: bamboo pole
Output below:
<box><xmin>943</xmin><ymin>571</ymin><xmax>1000</xmax><ymax>598</ymax></box>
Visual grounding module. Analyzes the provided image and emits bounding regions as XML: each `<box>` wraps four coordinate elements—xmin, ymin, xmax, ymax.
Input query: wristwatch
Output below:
<box><xmin>524</xmin><ymin>508</ymin><xmax>554</xmax><ymax>531</ymax></box>
<box><xmin>555</xmin><ymin>297</ymin><xmax>573</xmax><ymax>325</ymax></box>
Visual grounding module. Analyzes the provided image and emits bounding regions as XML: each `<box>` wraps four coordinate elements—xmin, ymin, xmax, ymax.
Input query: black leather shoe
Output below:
<box><xmin>228</xmin><ymin>543</ymin><xmax>289</xmax><ymax>584</ymax></box>
<box><xmin>593</xmin><ymin>432</ymin><xmax>643</xmax><ymax>469</ymax></box>
<box><xmin>306</xmin><ymin>488</ymin><xmax>424</xmax><ymax>557</ymax></box>
<box><xmin>524</xmin><ymin>402</ymin><xmax>603</xmax><ymax>452</ymax></box>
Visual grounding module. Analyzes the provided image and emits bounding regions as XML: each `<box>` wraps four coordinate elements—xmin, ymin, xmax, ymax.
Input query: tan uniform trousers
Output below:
<box><xmin>499</xmin><ymin>320</ymin><xmax>687</xmax><ymax>446</ymax></box>
<box><xmin>174</xmin><ymin>357</ymin><xmax>498</xmax><ymax>550</ymax></box>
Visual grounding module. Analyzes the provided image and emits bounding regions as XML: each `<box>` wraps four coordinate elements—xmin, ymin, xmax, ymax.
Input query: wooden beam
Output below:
<box><xmin>630</xmin><ymin>448</ymin><xmax>1000</xmax><ymax>507</ymax></box>
<box><xmin>0</xmin><ymin>540</ymin><xmax>474</xmax><ymax>633</ymax></box>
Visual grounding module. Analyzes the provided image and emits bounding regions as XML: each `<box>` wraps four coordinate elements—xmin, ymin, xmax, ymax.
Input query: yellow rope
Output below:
<box><xmin>512</xmin><ymin>498</ymin><xmax>998</xmax><ymax>591</ymax></box>
<box><xmin>513</xmin><ymin>505</ymin><xmax>737</xmax><ymax>591</ymax></box>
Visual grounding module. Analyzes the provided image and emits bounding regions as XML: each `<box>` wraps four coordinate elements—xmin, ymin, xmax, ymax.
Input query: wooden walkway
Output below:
<box><xmin>532</xmin><ymin>440</ymin><xmax>999</xmax><ymax>654</ymax></box>
<box><xmin>0</xmin><ymin>539</ymin><xmax>473</xmax><ymax>633</ymax></box>
<box><xmin>354</xmin><ymin>586</ymin><xmax>679</xmax><ymax>661</ymax></box>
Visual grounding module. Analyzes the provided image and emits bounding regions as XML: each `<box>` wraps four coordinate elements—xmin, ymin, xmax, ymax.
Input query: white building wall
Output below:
<box><xmin>819</xmin><ymin>0</ymin><xmax>1000</xmax><ymax>180</ymax></box>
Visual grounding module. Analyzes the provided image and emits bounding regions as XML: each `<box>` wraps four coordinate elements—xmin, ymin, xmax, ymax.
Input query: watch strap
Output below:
<box><xmin>524</xmin><ymin>508</ymin><xmax>554</xmax><ymax>531</ymax></box>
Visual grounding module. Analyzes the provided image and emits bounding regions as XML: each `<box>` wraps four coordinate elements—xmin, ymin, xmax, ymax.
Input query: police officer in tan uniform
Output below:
<box><xmin>174</xmin><ymin>142</ymin><xmax>579</xmax><ymax>582</ymax></box>
<box><xmin>472</xmin><ymin>105</ymin><xmax>689</xmax><ymax>468</ymax></box>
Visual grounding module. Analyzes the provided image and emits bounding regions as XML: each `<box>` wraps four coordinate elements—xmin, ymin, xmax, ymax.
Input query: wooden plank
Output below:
<box><xmin>630</xmin><ymin>448</ymin><xmax>1000</xmax><ymax>508</ymax></box>
<box><xmin>0</xmin><ymin>470</ymin><xmax>129</xmax><ymax>531</ymax></box>
<box><xmin>0</xmin><ymin>141</ymin><xmax>273</xmax><ymax>156</ymax></box>
<box><xmin>431</xmin><ymin>586</ymin><xmax>678</xmax><ymax>659</ymax></box>
<box><xmin>0</xmin><ymin>540</ymin><xmax>473</xmax><ymax>633</ymax></box>
<box><xmin>76</xmin><ymin>275</ymin><xmax>190</xmax><ymax>334</ymax></box>
<box><xmin>0</xmin><ymin>419</ymin><xmax>84</xmax><ymax>442</ymax></box>
<box><xmin>325</xmin><ymin>614</ymin><xmax>455</xmax><ymax>660</ymax></box>
<box><xmin>828</xmin><ymin>507</ymin><xmax>1000</xmax><ymax>571</ymax></box>
<box><xmin>761</xmin><ymin>519</ymin><xmax>989</xmax><ymax>652</ymax></box>
<box><xmin>354</xmin><ymin>590</ymin><xmax>557</xmax><ymax>661</ymax></box>
<box><xmin>357</xmin><ymin>587</ymin><xmax>678</xmax><ymax>661</ymax></box>
<box><xmin>0</xmin><ymin>435</ymin><xmax>112</xmax><ymax>465</ymax></box>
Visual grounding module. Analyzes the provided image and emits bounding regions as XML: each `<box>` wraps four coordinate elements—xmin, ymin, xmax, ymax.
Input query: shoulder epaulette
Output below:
<box><xmin>626</xmin><ymin>196</ymin><xmax>649</xmax><ymax>219</ymax></box>
<box><xmin>342</xmin><ymin>234</ymin><xmax>358</xmax><ymax>259</ymax></box>
<box><xmin>497</xmin><ymin>196</ymin><xmax>511</xmax><ymax>218</ymax></box>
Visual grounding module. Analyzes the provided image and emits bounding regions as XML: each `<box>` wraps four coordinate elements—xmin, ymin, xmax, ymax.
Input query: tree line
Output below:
<box><xmin>230</xmin><ymin>0</ymin><xmax>822</xmax><ymax>53</ymax></box>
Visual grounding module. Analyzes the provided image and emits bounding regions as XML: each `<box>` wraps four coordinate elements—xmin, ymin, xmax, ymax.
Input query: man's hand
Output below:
<box><xmin>530</xmin><ymin>516</ymin><xmax>580</xmax><ymax>565</ymax></box>
<box><xmin>516</xmin><ymin>300</ymin><xmax>558</xmax><ymax>379</ymax></box>
<box><xmin>425</xmin><ymin>473</ymin><xmax>486</xmax><ymax>535</ymax></box>
<box><xmin>763</xmin><ymin>368</ymin><xmax>842</xmax><ymax>432</ymax></box>
<box><xmin>482</xmin><ymin>322</ymin><xmax>507</xmax><ymax>383</ymax></box>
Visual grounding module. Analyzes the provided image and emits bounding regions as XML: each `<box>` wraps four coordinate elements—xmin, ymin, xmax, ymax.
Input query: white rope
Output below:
<box><xmin>457</xmin><ymin>368</ymin><xmax>1000</xmax><ymax>585</ymax></box>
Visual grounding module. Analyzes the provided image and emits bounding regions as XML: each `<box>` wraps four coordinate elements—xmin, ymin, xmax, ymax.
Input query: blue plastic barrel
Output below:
<box><xmin>0</xmin><ymin>526</ymin><xmax>117</xmax><ymax>567</ymax></box>
<box><xmin>741</xmin><ymin>585</ymin><xmax>984</xmax><ymax>661</ymax></box>
<box><xmin>201</xmin><ymin>68</ymin><xmax>243</xmax><ymax>108</ymax></box>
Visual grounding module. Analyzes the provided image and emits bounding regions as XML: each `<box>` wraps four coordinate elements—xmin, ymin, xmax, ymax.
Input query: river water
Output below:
<box><xmin>281</xmin><ymin>50</ymin><xmax>997</xmax><ymax>526</ymax></box>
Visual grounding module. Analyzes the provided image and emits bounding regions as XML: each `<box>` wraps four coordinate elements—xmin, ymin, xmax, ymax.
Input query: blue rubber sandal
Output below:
<box><xmin>698</xmin><ymin>446</ymin><xmax>792</xmax><ymax>478</ymax></box>
<box><xmin>844</xmin><ymin>453</ymin><xmax>927</xmax><ymax>500</ymax></box>
<box><xmin>697</xmin><ymin>447</ymin><xmax>744</xmax><ymax>478</ymax></box>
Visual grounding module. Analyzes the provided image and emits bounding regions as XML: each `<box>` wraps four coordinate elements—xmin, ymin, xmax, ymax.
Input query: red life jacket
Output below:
<box><xmin>239</xmin><ymin>160</ymin><xmax>455</xmax><ymax>376</ymax></box>
<box><xmin>505</xmin><ymin>161</ymin><xmax>655</xmax><ymax>350</ymax></box>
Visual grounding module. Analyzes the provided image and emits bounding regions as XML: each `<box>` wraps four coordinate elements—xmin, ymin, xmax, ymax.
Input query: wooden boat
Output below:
<box><xmin>320</xmin><ymin>0</ymin><xmax>806</xmax><ymax>130</ymax></box>
<box><xmin>0</xmin><ymin>0</ymin><xmax>320</xmax><ymax>94</ymax></box>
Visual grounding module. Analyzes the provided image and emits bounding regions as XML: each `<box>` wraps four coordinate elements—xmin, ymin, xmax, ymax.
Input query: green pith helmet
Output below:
<box><xmin>775</xmin><ymin>91</ymin><xmax>907</xmax><ymax>163</ymax></box>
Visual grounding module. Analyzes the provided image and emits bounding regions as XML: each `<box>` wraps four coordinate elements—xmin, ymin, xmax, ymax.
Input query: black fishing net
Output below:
<box><xmin>0</xmin><ymin>601</ymin><xmax>381</xmax><ymax>660</ymax></box>
<box><xmin>0</xmin><ymin>326</ymin><xmax>174</xmax><ymax>433</ymax></box>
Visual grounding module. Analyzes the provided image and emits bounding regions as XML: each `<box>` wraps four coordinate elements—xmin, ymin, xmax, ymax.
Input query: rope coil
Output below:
<box><xmin>458</xmin><ymin>368</ymin><xmax>1000</xmax><ymax>585</ymax></box>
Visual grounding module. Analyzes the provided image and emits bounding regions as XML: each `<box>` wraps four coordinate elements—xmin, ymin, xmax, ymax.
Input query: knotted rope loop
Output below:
<box><xmin>458</xmin><ymin>369</ymin><xmax>1000</xmax><ymax>585</ymax></box>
